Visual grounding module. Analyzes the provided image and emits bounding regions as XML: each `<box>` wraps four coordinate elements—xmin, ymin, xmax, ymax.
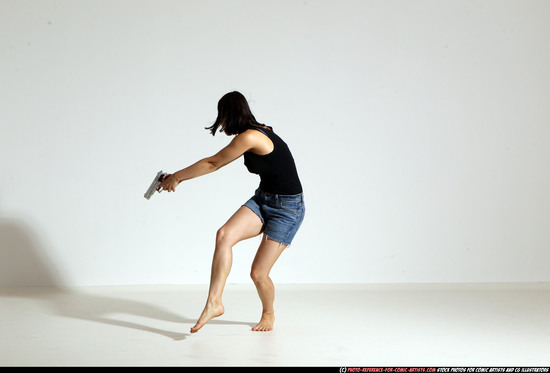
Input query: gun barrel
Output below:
<box><xmin>144</xmin><ymin>171</ymin><xmax>166</xmax><ymax>200</ymax></box>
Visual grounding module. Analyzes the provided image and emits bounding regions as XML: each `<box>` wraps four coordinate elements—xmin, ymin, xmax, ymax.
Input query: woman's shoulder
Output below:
<box><xmin>239</xmin><ymin>128</ymin><xmax>269</xmax><ymax>142</ymax></box>
<box><xmin>240</xmin><ymin>127</ymin><xmax>275</xmax><ymax>154</ymax></box>
<box><xmin>249</xmin><ymin>123</ymin><xmax>273</xmax><ymax>132</ymax></box>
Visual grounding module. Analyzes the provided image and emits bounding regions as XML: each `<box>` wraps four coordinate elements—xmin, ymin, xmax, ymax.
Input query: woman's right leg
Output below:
<box><xmin>190</xmin><ymin>206</ymin><xmax>263</xmax><ymax>333</ymax></box>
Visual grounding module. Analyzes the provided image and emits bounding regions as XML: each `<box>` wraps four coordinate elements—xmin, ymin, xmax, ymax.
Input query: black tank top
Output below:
<box><xmin>243</xmin><ymin>125</ymin><xmax>303</xmax><ymax>195</ymax></box>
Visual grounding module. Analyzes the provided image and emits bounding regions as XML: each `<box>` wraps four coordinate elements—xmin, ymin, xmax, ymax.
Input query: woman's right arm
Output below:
<box><xmin>159</xmin><ymin>130</ymin><xmax>258</xmax><ymax>192</ymax></box>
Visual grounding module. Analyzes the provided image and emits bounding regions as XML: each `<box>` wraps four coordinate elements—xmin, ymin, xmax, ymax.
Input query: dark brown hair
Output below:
<box><xmin>205</xmin><ymin>91</ymin><xmax>263</xmax><ymax>136</ymax></box>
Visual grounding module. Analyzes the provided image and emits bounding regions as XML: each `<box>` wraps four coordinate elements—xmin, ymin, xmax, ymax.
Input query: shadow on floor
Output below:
<box><xmin>0</xmin><ymin>217</ymin><xmax>255</xmax><ymax>341</ymax></box>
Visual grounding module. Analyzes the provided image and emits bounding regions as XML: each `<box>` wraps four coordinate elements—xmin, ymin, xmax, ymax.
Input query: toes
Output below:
<box><xmin>190</xmin><ymin>322</ymin><xmax>204</xmax><ymax>333</ymax></box>
<box><xmin>252</xmin><ymin>324</ymin><xmax>273</xmax><ymax>332</ymax></box>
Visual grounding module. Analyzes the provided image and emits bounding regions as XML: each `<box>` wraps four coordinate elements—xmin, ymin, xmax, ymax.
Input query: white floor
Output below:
<box><xmin>1</xmin><ymin>283</ymin><xmax>549</xmax><ymax>367</ymax></box>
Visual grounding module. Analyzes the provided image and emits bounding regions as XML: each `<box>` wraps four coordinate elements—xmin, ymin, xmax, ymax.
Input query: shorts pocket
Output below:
<box><xmin>279</xmin><ymin>200</ymin><xmax>302</xmax><ymax>214</ymax></box>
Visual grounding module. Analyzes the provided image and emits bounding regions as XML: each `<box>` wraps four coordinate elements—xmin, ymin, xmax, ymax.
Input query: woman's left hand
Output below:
<box><xmin>158</xmin><ymin>173</ymin><xmax>180</xmax><ymax>193</ymax></box>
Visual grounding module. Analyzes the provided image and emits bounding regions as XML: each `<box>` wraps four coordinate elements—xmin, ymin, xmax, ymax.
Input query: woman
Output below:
<box><xmin>159</xmin><ymin>91</ymin><xmax>305</xmax><ymax>333</ymax></box>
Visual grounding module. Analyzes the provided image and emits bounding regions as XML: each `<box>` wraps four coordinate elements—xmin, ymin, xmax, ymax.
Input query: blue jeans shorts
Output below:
<box><xmin>243</xmin><ymin>188</ymin><xmax>306</xmax><ymax>246</ymax></box>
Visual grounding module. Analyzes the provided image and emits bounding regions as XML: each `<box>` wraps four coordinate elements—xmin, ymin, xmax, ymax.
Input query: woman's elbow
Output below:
<box><xmin>206</xmin><ymin>158</ymin><xmax>223</xmax><ymax>171</ymax></box>
<box><xmin>205</xmin><ymin>153</ymin><xmax>235</xmax><ymax>171</ymax></box>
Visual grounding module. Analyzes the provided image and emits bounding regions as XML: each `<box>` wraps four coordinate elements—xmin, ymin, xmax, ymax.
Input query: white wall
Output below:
<box><xmin>1</xmin><ymin>0</ymin><xmax>549</xmax><ymax>286</ymax></box>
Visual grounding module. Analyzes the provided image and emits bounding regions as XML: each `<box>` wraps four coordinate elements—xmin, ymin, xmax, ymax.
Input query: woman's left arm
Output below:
<box><xmin>159</xmin><ymin>131</ymin><xmax>256</xmax><ymax>192</ymax></box>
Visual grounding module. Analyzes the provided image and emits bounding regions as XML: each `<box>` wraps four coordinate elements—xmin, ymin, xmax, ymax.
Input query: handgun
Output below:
<box><xmin>144</xmin><ymin>170</ymin><xmax>167</xmax><ymax>200</ymax></box>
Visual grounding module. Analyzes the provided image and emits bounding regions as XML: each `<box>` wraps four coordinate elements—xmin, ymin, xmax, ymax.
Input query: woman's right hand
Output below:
<box><xmin>158</xmin><ymin>173</ymin><xmax>180</xmax><ymax>193</ymax></box>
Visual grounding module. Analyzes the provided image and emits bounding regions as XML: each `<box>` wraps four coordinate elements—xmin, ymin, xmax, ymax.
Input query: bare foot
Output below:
<box><xmin>252</xmin><ymin>312</ymin><xmax>275</xmax><ymax>332</ymax></box>
<box><xmin>190</xmin><ymin>302</ymin><xmax>224</xmax><ymax>333</ymax></box>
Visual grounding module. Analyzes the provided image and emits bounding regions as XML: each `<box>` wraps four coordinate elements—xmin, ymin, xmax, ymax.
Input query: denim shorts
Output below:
<box><xmin>243</xmin><ymin>188</ymin><xmax>305</xmax><ymax>246</ymax></box>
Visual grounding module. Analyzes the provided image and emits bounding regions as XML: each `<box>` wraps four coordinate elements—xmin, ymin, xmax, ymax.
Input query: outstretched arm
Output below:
<box><xmin>159</xmin><ymin>131</ymin><xmax>256</xmax><ymax>192</ymax></box>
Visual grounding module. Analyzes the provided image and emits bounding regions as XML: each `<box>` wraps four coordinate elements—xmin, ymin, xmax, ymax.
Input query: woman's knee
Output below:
<box><xmin>216</xmin><ymin>226</ymin><xmax>228</xmax><ymax>246</ymax></box>
<box><xmin>216</xmin><ymin>225</ymin><xmax>236</xmax><ymax>248</ymax></box>
<box><xmin>250</xmin><ymin>266</ymin><xmax>268</xmax><ymax>283</ymax></box>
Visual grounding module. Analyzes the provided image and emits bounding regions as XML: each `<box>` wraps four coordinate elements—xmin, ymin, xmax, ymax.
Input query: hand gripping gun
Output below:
<box><xmin>144</xmin><ymin>171</ymin><xmax>167</xmax><ymax>200</ymax></box>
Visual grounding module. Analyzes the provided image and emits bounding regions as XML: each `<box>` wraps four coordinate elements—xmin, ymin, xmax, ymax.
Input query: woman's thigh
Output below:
<box><xmin>251</xmin><ymin>236</ymin><xmax>287</xmax><ymax>278</ymax></box>
<box><xmin>217</xmin><ymin>206</ymin><xmax>264</xmax><ymax>247</ymax></box>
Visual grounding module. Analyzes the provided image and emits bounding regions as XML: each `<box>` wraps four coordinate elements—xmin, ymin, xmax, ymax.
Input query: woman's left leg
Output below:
<box><xmin>190</xmin><ymin>206</ymin><xmax>264</xmax><ymax>334</ymax></box>
<box><xmin>250</xmin><ymin>236</ymin><xmax>288</xmax><ymax>331</ymax></box>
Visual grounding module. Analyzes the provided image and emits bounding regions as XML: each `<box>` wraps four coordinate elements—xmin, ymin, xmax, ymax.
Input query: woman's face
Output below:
<box><xmin>220</xmin><ymin>120</ymin><xmax>233</xmax><ymax>136</ymax></box>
